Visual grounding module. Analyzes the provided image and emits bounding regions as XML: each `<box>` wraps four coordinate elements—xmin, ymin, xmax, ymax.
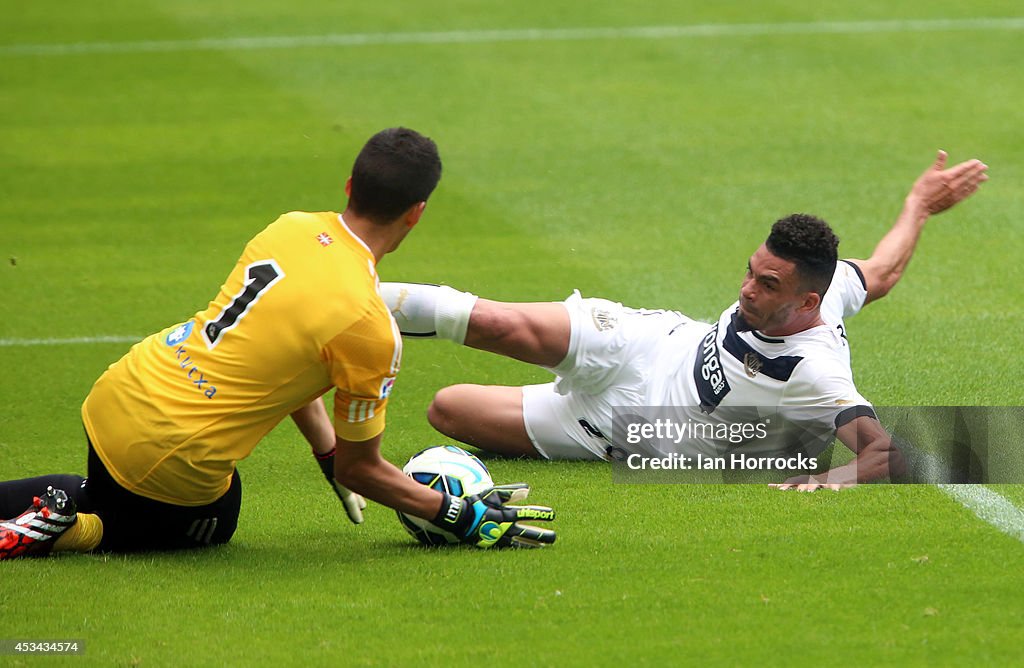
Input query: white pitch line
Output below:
<box><xmin>938</xmin><ymin>484</ymin><xmax>1024</xmax><ymax>543</ymax></box>
<box><xmin>2</xmin><ymin>17</ymin><xmax>1023</xmax><ymax>57</ymax></box>
<box><xmin>0</xmin><ymin>335</ymin><xmax>142</xmax><ymax>347</ymax></box>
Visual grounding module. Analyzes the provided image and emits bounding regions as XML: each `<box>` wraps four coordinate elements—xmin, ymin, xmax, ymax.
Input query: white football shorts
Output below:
<box><xmin>521</xmin><ymin>290</ymin><xmax>701</xmax><ymax>460</ymax></box>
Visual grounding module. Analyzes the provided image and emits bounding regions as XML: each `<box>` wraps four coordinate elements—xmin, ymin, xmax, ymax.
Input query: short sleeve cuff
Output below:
<box><xmin>840</xmin><ymin>260</ymin><xmax>867</xmax><ymax>290</ymax></box>
<box><xmin>834</xmin><ymin>405</ymin><xmax>876</xmax><ymax>429</ymax></box>
<box><xmin>334</xmin><ymin>411</ymin><xmax>386</xmax><ymax>442</ymax></box>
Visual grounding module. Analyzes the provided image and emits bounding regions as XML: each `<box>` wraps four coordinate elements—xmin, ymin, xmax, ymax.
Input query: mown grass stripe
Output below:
<box><xmin>0</xmin><ymin>336</ymin><xmax>142</xmax><ymax>347</ymax></box>
<box><xmin>2</xmin><ymin>17</ymin><xmax>1023</xmax><ymax>57</ymax></box>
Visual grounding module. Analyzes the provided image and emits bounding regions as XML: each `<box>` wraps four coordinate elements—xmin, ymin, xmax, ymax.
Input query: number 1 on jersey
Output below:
<box><xmin>203</xmin><ymin>260</ymin><xmax>285</xmax><ymax>349</ymax></box>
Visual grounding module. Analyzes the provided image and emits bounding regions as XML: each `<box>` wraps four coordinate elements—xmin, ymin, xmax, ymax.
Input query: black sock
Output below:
<box><xmin>0</xmin><ymin>475</ymin><xmax>88</xmax><ymax>518</ymax></box>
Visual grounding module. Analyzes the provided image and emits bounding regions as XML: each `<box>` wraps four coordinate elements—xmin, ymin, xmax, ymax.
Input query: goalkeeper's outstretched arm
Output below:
<box><xmin>332</xmin><ymin>435</ymin><xmax>557</xmax><ymax>548</ymax></box>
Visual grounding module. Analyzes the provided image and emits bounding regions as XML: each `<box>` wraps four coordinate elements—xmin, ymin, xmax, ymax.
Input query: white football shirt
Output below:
<box><xmin>641</xmin><ymin>260</ymin><xmax>873</xmax><ymax>456</ymax></box>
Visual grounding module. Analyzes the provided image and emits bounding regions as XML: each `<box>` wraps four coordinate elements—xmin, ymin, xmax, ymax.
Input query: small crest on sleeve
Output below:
<box><xmin>165</xmin><ymin>321</ymin><xmax>194</xmax><ymax>346</ymax></box>
<box><xmin>591</xmin><ymin>307</ymin><xmax>618</xmax><ymax>332</ymax></box>
<box><xmin>379</xmin><ymin>376</ymin><xmax>396</xmax><ymax>399</ymax></box>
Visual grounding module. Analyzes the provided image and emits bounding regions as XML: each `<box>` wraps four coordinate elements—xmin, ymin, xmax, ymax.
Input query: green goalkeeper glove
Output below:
<box><xmin>313</xmin><ymin>447</ymin><xmax>367</xmax><ymax>524</ymax></box>
<box><xmin>432</xmin><ymin>487</ymin><xmax>556</xmax><ymax>548</ymax></box>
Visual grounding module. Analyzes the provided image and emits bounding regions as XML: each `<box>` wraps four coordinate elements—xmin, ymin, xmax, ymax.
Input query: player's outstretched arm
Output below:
<box><xmin>333</xmin><ymin>435</ymin><xmax>555</xmax><ymax>547</ymax></box>
<box><xmin>292</xmin><ymin>398</ymin><xmax>367</xmax><ymax>524</ymax></box>
<box><xmin>848</xmin><ymin>150</ymin><xmax>988</xmax><ymax>305</ymax></box>
<box><xmin>332</xmin><ymin>432</ymin><xmax>454</xmax><ymax>526</ymax></box>
<box><xmin>770</xmin><ymin>415</ymin><xmax>904</xmax><ymax>492</ymax></box>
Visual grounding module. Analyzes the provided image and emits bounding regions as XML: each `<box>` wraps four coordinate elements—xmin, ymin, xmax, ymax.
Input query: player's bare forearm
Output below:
<box><xmin>848</xmin><ymin>150</ymin><xmax>988</xmax><ymax>305</ymax></box>
<box><xmin>847</xmin><ymin>200</ymin><xmax>928</xmax><ymax>305</ymax></box>
<box><xmin>829</xmin><ymin>416</ymin><xmax>903</xmax><ymax>484</ymax></box>
<box><xmin>332</xmin><ymin>433</ymin><xmax>444</xmax><ymax>520</ymax></box>
<box><xmin>290</xmin><ymin>396</ymin><xmax>335</xmax><ymax>455</ymax></box>
<box><xmin>771</xmin><ymin>415</ymin><xmax>902</xmax><ymax>491</ymax></box>
<box><xmin>817</xmin><ymin>439</ymin><xmax>899</xmax><ymax>486</ymax></box>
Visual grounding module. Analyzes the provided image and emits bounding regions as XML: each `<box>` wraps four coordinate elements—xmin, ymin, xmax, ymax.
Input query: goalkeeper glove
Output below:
<box><xmin>432</xmin><ymin>487</ymin><xmax>556</xmax><ymax>548</ymax></box>
<box><xmin>490</xmin><ymin>483</ymin><xmax>530</xmax><ymax>504</ymax></box>
<box><xmin>313</xmin><ymin>447</ymin><xmax>367</xmax><ymax>524</ymax></box>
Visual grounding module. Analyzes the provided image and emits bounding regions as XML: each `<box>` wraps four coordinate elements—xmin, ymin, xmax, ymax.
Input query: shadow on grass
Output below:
<box><xmin>55</xmin><ymin>534</ymin><xmax>477</xmax><ymax>572</ymax></box>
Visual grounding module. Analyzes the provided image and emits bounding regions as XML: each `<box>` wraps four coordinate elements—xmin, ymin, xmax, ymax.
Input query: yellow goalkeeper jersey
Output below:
<box><xmin>82</xmin><ymin>212</ymin><xmax>402</xmax><ymax>506</ymax></box>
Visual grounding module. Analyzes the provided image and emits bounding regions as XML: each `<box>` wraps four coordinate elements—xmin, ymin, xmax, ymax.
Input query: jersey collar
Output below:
<box><xmin>335</xmin><ymin>214</ymin><xmax>376</xmax><ymax>263</ymax></box>
<box><xmin>731</xmin><ymin>309</ymin><xmax>785</xmax><ymax>344</ymax></box>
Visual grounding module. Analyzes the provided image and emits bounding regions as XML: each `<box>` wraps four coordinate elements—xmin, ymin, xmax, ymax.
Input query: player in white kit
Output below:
<box><xmin>383</xmin><ymin>152</ymin><xmax>987</xmax><ymax>490</ymax></box>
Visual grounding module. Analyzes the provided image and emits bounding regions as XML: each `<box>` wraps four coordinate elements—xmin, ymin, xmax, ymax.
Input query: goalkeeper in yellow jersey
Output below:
<box><xmin>0</xmin><ymin>128</ymin><xmax>556</xmax><ymax>559</ymax></box>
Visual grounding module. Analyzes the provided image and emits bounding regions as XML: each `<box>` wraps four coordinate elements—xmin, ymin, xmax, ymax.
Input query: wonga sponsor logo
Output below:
<box><xmin>693</xmin><ymin>321</ymin><xmax>730</xmax><ymax>413</ymax></box>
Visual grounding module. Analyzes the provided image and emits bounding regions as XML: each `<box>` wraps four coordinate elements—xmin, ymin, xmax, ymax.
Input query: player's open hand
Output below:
<box><xmin>909</xmin><ymin>150</ymin><xmax>988</xmax><ymax>215</ymax></box>
<box><xmin>769</xmin><ymin>475</ymin><xmax>855</xmax><ymax>492</ymax></box>
<box><xmin>769</xmin><ymin>482</ymin><xmax>850</xmax><ymax>492</ymax></box>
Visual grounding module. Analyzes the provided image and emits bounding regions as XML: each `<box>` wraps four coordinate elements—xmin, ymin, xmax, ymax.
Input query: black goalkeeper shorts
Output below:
<box><xmin>84</xmin><ymin>438</ymin><xmax>242</xmax><ymax>553</ymax></box>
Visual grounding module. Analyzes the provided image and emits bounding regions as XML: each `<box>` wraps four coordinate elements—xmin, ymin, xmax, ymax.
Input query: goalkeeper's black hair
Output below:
<box><xmin>765</xmin><ymin>213</ymin><xmax>839</xmax><ymax>297</ymax></box>
<box><xmin>349</xmin><ymin>127</ymin><xmax>442</xmax><ymax>225</ymax></box>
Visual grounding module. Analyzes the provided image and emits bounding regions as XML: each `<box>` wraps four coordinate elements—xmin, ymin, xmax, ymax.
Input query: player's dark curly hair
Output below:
<box><xmin>349</xmin><ymin>127</ymin><xmax>442</xmax><ymax>225</ymax></box>
<box><xmin>765</xmin><ymin>213</ymin><xmax>838</xmax><ymax>297</ymax></box>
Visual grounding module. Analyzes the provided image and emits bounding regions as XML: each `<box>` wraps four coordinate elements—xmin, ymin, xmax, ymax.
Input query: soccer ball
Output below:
<box><xmin>396</xmin><ymin>445</ymin><xmax>493</xmax><ymax>546</ymax></box>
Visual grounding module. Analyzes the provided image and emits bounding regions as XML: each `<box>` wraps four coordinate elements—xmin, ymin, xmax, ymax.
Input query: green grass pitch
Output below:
<box><xmin>2</xmin><ymin>2</ymin><xmax>1023</xmax><ymax>665</ymax></box>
